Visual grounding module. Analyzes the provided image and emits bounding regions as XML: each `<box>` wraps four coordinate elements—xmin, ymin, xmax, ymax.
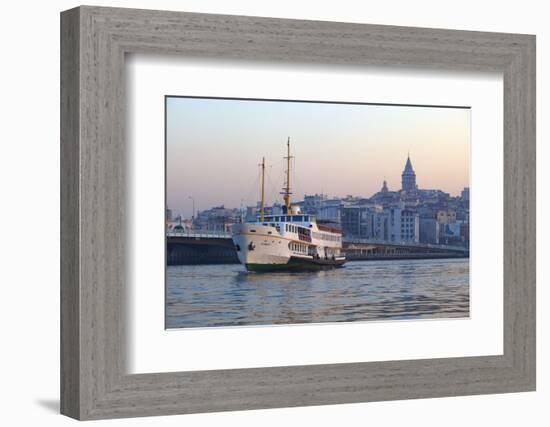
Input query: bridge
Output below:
<box><xmin>166</xmin><ymin>230</ymin><xmax>237</xmax><ymax>265</ymax></box>
<box><xmin>166</xmin><ymin>230</ymin><xmax>468</xmax><ymax>265</ymax></box>
<box><xmin>342</xmin><ymin>237</ymin><xmax>468</xmax><ymax>260</ymax></box>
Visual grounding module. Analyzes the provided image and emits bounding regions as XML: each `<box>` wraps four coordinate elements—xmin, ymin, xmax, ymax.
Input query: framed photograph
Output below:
<box><xmin>61</xmin><ymin>6</ymin><xmax>536</xmax><ymax>420</ymax></box>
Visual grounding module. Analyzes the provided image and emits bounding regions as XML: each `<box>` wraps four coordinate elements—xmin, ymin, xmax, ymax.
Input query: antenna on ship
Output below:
<box><xmin>260</xmin><ymin>157</ymin><xmax>266</xmax><ymax>222</ymax></box>
<box><xmin>281</xmin><ymin>137</ymin><xmax>294</xmax><ymax>213</ymax></box>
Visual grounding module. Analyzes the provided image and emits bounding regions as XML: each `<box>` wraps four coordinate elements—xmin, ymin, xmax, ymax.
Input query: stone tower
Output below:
<box><xmin>401</xmin><ymin>154</ymin><xmax>417</xmax><ymax>192</ymax></box>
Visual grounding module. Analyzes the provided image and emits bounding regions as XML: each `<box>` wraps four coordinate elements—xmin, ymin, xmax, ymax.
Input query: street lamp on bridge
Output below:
<box><xmin>188</xmin><ymin>196</ymin><xmax>195</xmax><ymax>223</ymax></box>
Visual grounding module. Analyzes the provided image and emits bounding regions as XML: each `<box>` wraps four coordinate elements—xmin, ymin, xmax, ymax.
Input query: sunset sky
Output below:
<box><xmin>166</xmin><ymin>96</ymin><xmax>470</xmax><ymax>219</ymax></box>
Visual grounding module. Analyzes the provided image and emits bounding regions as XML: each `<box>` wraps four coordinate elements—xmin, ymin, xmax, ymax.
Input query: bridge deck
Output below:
<box><xmin>166</xmin><ymin>231</ymin><xmax>468</xmax><ymax>265</ymax></box>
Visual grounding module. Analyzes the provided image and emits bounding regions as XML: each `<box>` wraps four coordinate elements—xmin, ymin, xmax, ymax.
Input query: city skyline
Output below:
<box><xmin>167</xmin><ymin>155</ymin><xmax>470</xmax><ymax>218</ymax></box>
<box><xmin>167</xmin><ymin>97</ymin><xmax>470</xmax><ymax>219</ymax></box>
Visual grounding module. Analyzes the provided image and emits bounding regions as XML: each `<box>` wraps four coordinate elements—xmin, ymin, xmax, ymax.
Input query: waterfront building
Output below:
<box><xmin>317</xmin><ymin>198</ymin><xmax>342</xmax><ymax>223</ymax></box>
<box><xmin>194</xmin><ymin>205</ymin><xmax>241</xmax><ymax>231</ymax></box>
<box><xmin>419</xmin><ymin>217</ymin><xmax>440</xmax><ymax>244</ymax></box>
<box><xmin>437</xmin><ymin>210</ymin><xmax>457</xmax><ymax>225</ymax></box>
<box><xmin>440</xmin><ymin>222</ymin><xmax>463</xmax><ymax>245</ymax></box>
<box><xmin>340</xmin><ymin>203</ymin><xmax>419</xmax><ymax>243</ymax></box>
<box><xmin>303</xmin><ymin>193</ymin><xmax>327</xmax><ymax>214</ymax></box>
<box><xmin>455</xmin><ymin>207</ymin><xmax>469</xmax><ymax>222</ymax></box>
<box><xmin>341</xmin><ymin>203</ymin><xmax>385</xmax><ymax>239</ymax></box>
<box><xmin>341</xmin><ymin>205</ymin><xmax>370</xmax><ymax>238</ymax></box>
<box><xmin>461</xmin><ymin>187</ymin><xmax>470</xmax><ymax>202</ymax></box>
<box><xmin>389</xmin><ymin>207</ymin><xmax>419</xmax><ymax>243</ymax></box>
<box><xmin>460</xmin><ymin>222</ymin><xmax>470</xmax><ymax>243</ymax></box>
<box><xmin>368</xmin><ymin>206</ymin><xmax>391</xmax><ymax>241</ymax></box>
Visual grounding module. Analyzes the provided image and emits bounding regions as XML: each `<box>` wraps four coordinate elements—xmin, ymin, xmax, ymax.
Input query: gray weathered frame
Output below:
<box><xmin>60</xmin><ymin>5</ymin><xmax>536</xmax><ymax>420</ymax></box>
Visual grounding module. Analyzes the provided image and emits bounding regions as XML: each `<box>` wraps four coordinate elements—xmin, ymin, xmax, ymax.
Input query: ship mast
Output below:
<box><xmin>282</xmin><ymin>137</ymin><xmax>293</xmax><ymax>213</ymax></box>
<box><xmin>260</xmin><ymin>157</ymin><xmax>265</xmax><ymax>222</ymax></box>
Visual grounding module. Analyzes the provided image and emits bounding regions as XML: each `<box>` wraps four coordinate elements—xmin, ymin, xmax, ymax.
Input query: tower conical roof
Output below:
<box><xmin>403</xmin><ymin>155</ymin><xmax>415</xmax><ymax>174</ymax></box>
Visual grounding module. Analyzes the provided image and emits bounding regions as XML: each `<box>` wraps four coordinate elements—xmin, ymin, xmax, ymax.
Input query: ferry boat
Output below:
<box><xmin>231</xmin><ymin>138</ymin><xmax>346</xmax><ymax>272</ymax></box>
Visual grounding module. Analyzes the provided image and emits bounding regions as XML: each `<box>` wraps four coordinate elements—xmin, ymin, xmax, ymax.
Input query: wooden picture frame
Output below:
<box><xmin>60</xmin><ymin>5</ymin><xmax>536</xmax><ymax>420</ymax></box>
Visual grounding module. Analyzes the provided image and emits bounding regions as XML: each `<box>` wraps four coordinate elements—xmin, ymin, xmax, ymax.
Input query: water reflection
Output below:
<box><xmin>166</xmin><ymin>258</ymin><xmax>469</xmax><ymax>329</ymax></box>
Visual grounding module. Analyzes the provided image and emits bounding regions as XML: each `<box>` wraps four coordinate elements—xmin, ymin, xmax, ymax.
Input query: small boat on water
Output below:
<box><xmin>231</xmin><ymin>138</ymin><xmax>346</xmax><ymax>272</ymax></box>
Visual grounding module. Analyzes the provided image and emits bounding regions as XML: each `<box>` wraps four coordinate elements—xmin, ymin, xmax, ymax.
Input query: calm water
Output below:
<box><xmin>166</xmin><ymin>258</ymin><xmax>469</xmax><ymax>329</ymax></box>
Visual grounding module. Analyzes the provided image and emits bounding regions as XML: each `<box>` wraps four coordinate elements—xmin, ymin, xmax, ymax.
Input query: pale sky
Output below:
<box><xmin>166</xmin><ymin>96</ymin><xmax>470</xmax><ymax>219</ymax></box>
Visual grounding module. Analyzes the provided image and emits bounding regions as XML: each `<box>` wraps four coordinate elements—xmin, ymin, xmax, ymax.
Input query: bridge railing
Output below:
<box><xmin>342</xmin><ymin>237</ymin><xmax>468</xmax><ymax>253</ymax></box>
<box><xmin>166</xmin><ymin>230</ymin><xmax>467</xmax><ymax>252</ymax></box>
<box><xmin>167</xmin><ymin>229</ymin><xmax>232</xmax><ymax>239</ymax></box>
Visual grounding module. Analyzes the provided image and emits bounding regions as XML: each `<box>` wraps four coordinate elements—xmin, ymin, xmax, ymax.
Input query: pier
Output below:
<box><xmin>166</xmin><ymin>230</ymin><xmax>468</xmax><ymax>265</ymax></box>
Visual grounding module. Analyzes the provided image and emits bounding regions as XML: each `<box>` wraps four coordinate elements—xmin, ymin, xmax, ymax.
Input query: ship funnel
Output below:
<box><xmin>291</xmin><ymin>206</ymin><xmax>301</xmax><ymax>214</ymax></box>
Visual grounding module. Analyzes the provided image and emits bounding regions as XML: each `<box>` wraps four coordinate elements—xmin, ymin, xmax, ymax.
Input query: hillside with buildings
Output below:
<box><xmin>168</xmin><ymin>155</ymin><xmax>469</xmax><ymax>248</ymax></box>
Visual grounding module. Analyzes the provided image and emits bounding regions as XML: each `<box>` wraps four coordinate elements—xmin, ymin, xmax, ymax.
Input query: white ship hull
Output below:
<box><xmin>231</xmin><ymin>223</ymin><xmax>345</xmax><ymax>272</ymax></box>
<box><xmin>231</xmin><ymin>223</ymin><xmax>293</xmax><ymax>266</ymax></box>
